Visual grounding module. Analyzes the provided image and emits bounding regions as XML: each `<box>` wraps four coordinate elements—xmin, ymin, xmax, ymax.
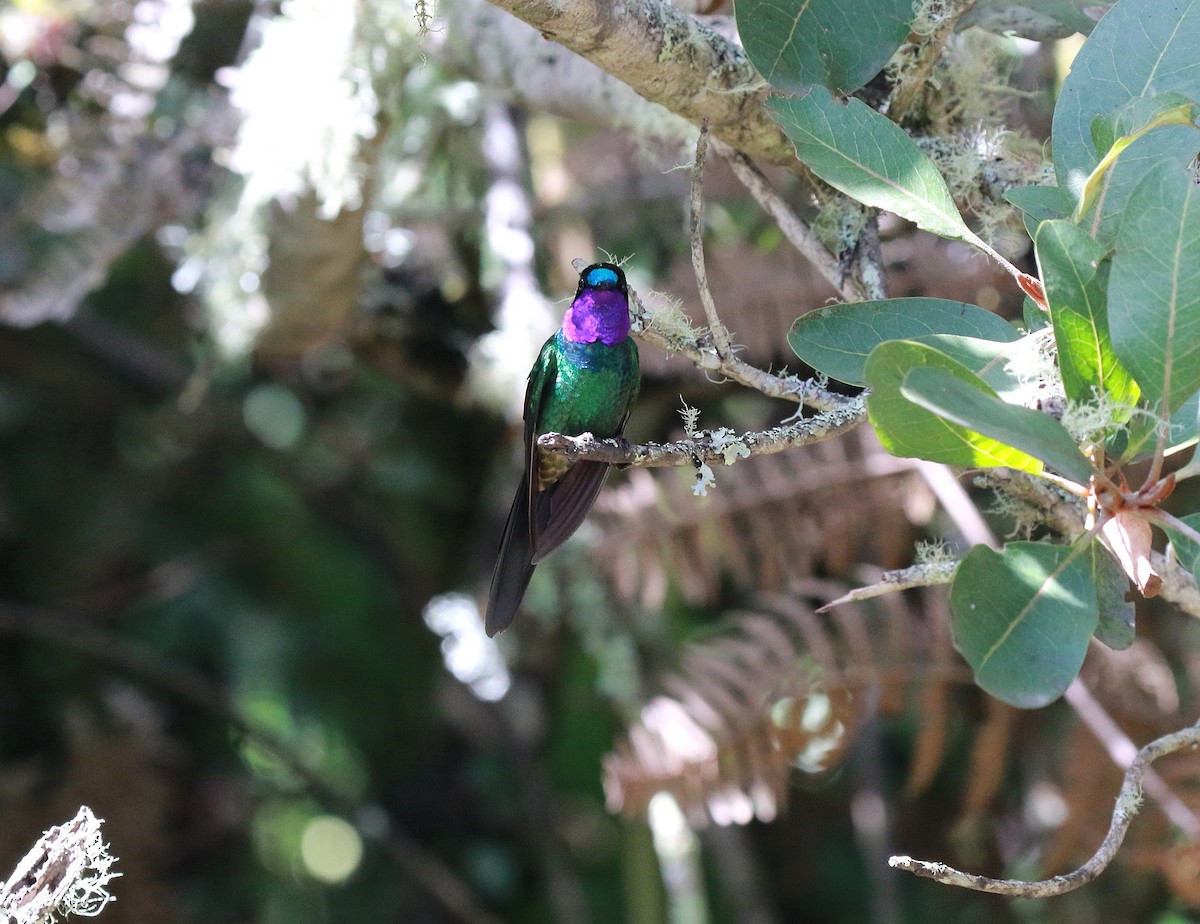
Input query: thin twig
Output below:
<box><xmin>816</xmin><ymin>560</ymin><xmax>959</xmax><ymax>611</ymax></box>
<box><xmin>690</xmin><ymin>122</ymin><xmax>732</xmax><ymax>360</ymax></box>
<box><xmin>1144</xmin><ymin>507</ymin><xmax>1200</xmax><ymax>549</ymax></box>
<box><xmin>889</xmin><ymin>721</ymin><xmax>1200</xmax><ymax>896</ymax></box>
<box><xmin>634</xmin><ymin>298</ymin><xmax>857</xmax><ymax>412</ymax></box>
<box><xmin>710</xmin><ymin>137</ymin><xmax>868</xmax><ymax>303</ymax></box>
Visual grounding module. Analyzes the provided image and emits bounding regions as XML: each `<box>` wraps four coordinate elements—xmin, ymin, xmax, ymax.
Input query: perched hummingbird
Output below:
<box><xmin>486</xmin><ymin>262</ymin><xmax>641</xmax><ymax>636</ymax></box>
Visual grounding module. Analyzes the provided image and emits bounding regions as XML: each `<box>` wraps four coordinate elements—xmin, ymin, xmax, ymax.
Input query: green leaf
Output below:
<box><xmin>1088</xmin><ymin>541</ymin><xmax>1135</xmax><ymax>651</ymax></box>
<box><xmin>1051</xmin><ymin>0</ymin><xmax>1200</xmax><ymax>242</ymax></box>
<box><xmin>900</xmin><ymin>366</ymin><xmax>1094</xmax><ymax>484</ymax></box>
<box><xmin>913</xmin><ymin>334</ymin><xmax>1026</xmax><ymax>399</ymax></box>
<box><xmin>1022</xmin><ymin>295</ymin><xmax>1050</xmax><ymax>332</ymax></box>
<box><xmin>1075</xmin><ymin>93</ymin><xmax>1199</xmax><ymax>224</ymax></box>
<box><xmin>1109</xmin><ymin>161</ymin><xmax>1200</xmax><ymax>415</ymax></box>
<box><xmin>736</xmin><ymin>0</ymin><xmax>913</xmax><ymax>95</ymax></box>
<box><xmin>1035</xmin><ymin>220</ymin><xmax>1139</xmax><ymax>409</ymax></box>
<box><xmin>788</xmin><ymin>298</ymin><xmax>1017</xmax><ymax>386</ymax></box>
<box><xmin>950</xmin><ymin>540</ymin><xmax>1098</xmax><ymax>708</ymax></box>
<box><xmin>1095</xmin><ymin>93</ymin><xmax>1198</xmax><ymax>153</ymax></box>
<box><xmin>866</xmin><ymin>341</ymin><xmax>1054</xmax><ymax>476</ymax></box>
<box><xmin>1006</xmin><ymin>184</ymin><xmax>1073</xmax><ymax>237</ymax></box>
<box><xmin>769</xmin><ymin>90</ymin><xmax>972</xmax><ymax>242</ymax></box>
<box><xmin>1169</xmin><ymin>390</ymin><xmax>1200</xmax><ymax>450</ymax></box>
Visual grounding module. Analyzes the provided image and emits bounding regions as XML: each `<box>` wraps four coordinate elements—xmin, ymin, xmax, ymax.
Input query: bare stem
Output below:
<box><xmin>1065</xmin><ymin>678</ymin><xmax>1200</xmax><ymax>839</ymax></box>
<box><xmin>690</xmin><ymin>123</ymin><xmax>732</xmax><ymax>359</ymax></box>
<box><xmin>709</xmin><ymin>138</ymin><xmax>868</xmax><ymax>304</ymax></box>
<box><xmin>1144</xmin><ymin>507</ymin><xmax>1200</xmax><ymax>549</ymax></box>
<box><xmin>889</xmin><ymin>721</ymin><xmax>1200</xmax><ymax>896</ymax></box>
<box><xmin>816</xmin><ymin>560</ymin><xmax>960</xmax><ymax>611</ymax></box>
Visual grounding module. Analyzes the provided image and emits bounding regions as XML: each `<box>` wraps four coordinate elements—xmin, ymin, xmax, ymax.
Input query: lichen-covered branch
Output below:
<box><xmin>536</xmin><ymin>398</ymin><xmax>867</xmax><ymax>470</ymax></box>
<box><xmin>889</xmin><ymin>722</ymin><xmax>1200</xmax><ymax>896</ymax></box>
<box><xmin>634</xmin><ymin>295</ymin><xmax>859</xmax><ymax>412</ymax></box>
<box><xmin>888</xmin><ymin>0</ymin><xmax>981</xmax><ymax>124</ymax></box>
<box><xmin>479</xmin><ymin>0</ymin><xmax>796</xmax><ymax>167</ymax></box>
<box><xmin>817</xmin><ymin>560</ymin><xmax>960</xmax><ymax>611</ymax></box>
<box><xmin>0</xmin><ymin>806</ymin><xmax>119</xmax><ymax>924</ymax></box>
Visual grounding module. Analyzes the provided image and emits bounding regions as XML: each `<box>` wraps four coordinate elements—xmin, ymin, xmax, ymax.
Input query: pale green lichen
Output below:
<box><xmin>639</xmin><ymin>289</ymin><xmax>699</xmax><ymax>348</ymax></box>
<box><xmin>1061</xmin><ymin>392</ymin><xmax>1136</xmax><ymax>448</ymax></box>
<box><xmin>679</xmin><ymin>397</ymin><xmax>702</xmax><ymax>438</ymax></box>
<box><xmin>911</xmin><ymin>0</ymin><xmax>956</xmax><ymax>36</ymax></box>
<box><xmin>692</xmin><ymin>461</ymin><xmax>716</xmax><ymax>496</ymax></box>
<box><xmin>978</xmin><ymin>478</ymin><xmax>1043</xmax><ymax>539</ymax></box>
<box><xmin>914</xmin><ymin>538</ymin><xmax>958</xmax><ymax>567</ymax></box>
<box><xmin>709</xmin><ymin>427</ymin><xmax>751</xmax><ymax>465</ymax></box>
<box><xmin>886</xmin><ymin>22</ymin><xmax>1049</xmax><ymax>247</ymax></box>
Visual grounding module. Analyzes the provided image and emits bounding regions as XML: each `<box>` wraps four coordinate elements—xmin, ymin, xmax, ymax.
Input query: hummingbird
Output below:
<box><xmin>486</xmin><ymin>262</ymin><xmax>641</xmax><ymax>636</ymax></box>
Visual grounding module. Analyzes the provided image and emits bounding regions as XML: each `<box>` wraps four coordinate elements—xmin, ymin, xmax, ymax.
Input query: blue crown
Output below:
<box><xmin>584</xmin><ymin>266</ymin><xmax>621</xmax><ymax>287</ymax></box>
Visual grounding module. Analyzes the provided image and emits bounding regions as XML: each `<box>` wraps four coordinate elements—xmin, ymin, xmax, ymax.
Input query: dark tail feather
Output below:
<box><xmin>486</xmin><ymin>477</ymin><xmax>535</xmax><ymax>636</ymax></box>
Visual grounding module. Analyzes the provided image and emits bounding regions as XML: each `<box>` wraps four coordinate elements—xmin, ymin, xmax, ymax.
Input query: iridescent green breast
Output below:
<box><xmin>541</xmin><ymin>333</ymin><xmax>639</xmax><ymax>435</ymax></box>
<box><xmin>534</xmin><ymin>332</ymin><xmax>640</xmax><ymax>489</ymax></box>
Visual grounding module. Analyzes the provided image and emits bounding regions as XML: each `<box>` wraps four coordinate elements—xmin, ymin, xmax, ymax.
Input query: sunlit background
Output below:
<box><xmin>4</xmin><ymin>1</ymin><xmax>1200</xmax><ymax>923</ymax></box>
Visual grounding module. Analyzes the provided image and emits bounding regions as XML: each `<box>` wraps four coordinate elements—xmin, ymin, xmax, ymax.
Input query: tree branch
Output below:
<box><xmin>536</xmin><ymin>400</ymin><xmax>866</xmax><ymax>471</ymax></box>
<box><xmin>635</xmin><ymin>298</ymin><xmax>860</xmax><ymax>411</ymax></box>
<box><xmin>0</xmin><ymin>806</ymin><xmax>119</xmax><ymax>924</ymax></box>
<box><xmin>479</xmin><ymin>0</ymin><xmax>797</xmax><ymax>167</ymax></box>
<box><xmin>889</xmin><ymin>722</ymin><xmax>1200</xmax><ymax>896</ymax></box>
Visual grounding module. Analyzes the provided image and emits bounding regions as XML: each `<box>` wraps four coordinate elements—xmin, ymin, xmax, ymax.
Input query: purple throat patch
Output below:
<box><xmin>562</xmin><ymin>289</ymin><xmax>630</xmax><ymax>345</ymax></box>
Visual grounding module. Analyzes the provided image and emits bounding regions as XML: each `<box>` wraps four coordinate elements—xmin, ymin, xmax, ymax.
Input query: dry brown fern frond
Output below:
<box><xmin>593</xmin><ymin>429</ymin><xmax>930</xmax><ymax>609</ymax></box>
<box><xmin>603</xmin><ymin>590</ymin><xmax>971</xmax><ymax>827</ymax></box>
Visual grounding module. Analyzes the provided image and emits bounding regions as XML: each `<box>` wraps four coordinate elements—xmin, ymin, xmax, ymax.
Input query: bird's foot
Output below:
<box><xmin>614</xmin><ymin>436</ymin><xmax>635</xmax><ymax>469</ymax></box>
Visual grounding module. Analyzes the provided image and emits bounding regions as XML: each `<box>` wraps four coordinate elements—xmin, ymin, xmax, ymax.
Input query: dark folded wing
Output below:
<box><xmin>530</xmin><ymin>460</ymin><xmax>611</xmax><ymax>564</ymax></box>
<box><xmin>486</xmin><ymin>473</ymin><xmax>536</xmax><ymax>637</ymax></box>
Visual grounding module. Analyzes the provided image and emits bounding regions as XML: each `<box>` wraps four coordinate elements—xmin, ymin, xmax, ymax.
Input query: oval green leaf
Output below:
<box><xmin>866</xmin><ymin>340</ymin><xmax>1051</xmax><ymax>476</ymax></box>
<box><xmin>1006</xmin><ymin>184</ymin><xmax>1073</xmax><ymax>238</ymax></box>
<box><xmin>900</xmin><ymin>366</ymin><xmax>1094</xmax><ymax>484</ymax></box>
<box><xmin>789</xmin><ymin>298</ymin><xmax>1018</xmax><ymax>386</ymax></box>
<box><xmin>1035</xmin><ymin>220</ymin><xmax>1139</xmax><ymax>409</ymax></box>
<box><xmin>1088</xmin><ymin>540</ymin><xmax>1135</xmax><ymax>651</ymax></box>
<box><xmin>768</xmin><ymin>90</ymin><xmax>971</xmax><ymax>242</ymax></box>
<box><xmin>736</xmin><ymin>0</ymin><xmax>913</xmax><ymax>95</ymax></box>
<box><xmin>1109</xmin><ymin>161</ymin><xmax>1200</xmax><ymax>416</ymax></box>
<box><xmin>1051</xmin><ymin>0</ymin><xmax>1200</xmax><ymax>242</ymax></box>
<box><xmin>950</xmin><ymin>541</ymin><xmax>1098</xmax><ymax>708</ymax></box>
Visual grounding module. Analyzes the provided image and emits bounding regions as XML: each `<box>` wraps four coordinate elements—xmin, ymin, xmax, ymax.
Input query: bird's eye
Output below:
<box><xmin>585</xmin><ymin>267</ymin><xmax>620</xmax><ymax>287</ymax></box>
